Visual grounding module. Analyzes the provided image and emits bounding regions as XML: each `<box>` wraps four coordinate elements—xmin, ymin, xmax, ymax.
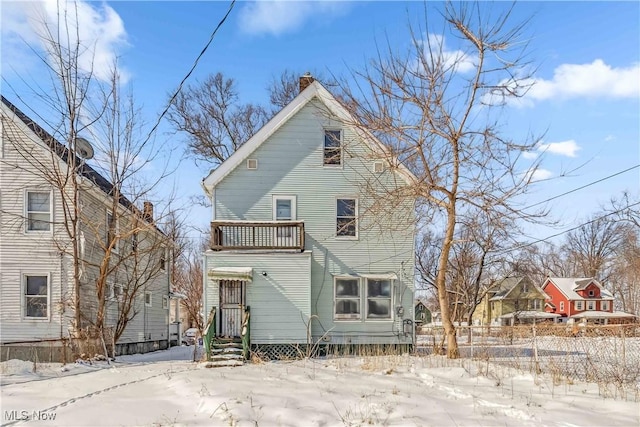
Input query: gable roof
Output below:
<box><xmin>543</xmin><ymin>277</ymin><xmax>613</xmax><ymax>300</ymax></box>
<box><xmin>489</xmin><ymin>276</ymin><xmax>549</xmax><ymax>301</ymax></box>
<box><xmin>201</xmin><ymin>80</ymin><xmax>416</xmax><ymax>193</ymax></box>
<box><xmin>1</xmin><ymin>95</ymin><xmax>140</xmax><ymax>215</ymax></box>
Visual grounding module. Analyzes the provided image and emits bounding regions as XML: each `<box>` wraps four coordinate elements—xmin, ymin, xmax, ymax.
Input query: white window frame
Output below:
<box><xmin>531</xmin><ymin>299</ymin><xmax>541</xmax><ymax>310</ymax></box>
<box><xmin>23</xmin><ymin>273</ymin><xmax>50</xmax><ymax>320</ymax></box>
<box><xmin>25</xmin><ymin>190</ymin><xmax>52</xmax><ymax>233</ymax></box>
<box><xmin>272</xmin><ymin>195</ymin><xmax>297</xmax><ymax>221</ymax></box>
<box><xmin>145</xmin><ymin>291</ymin><xmax>152</xmax><ymax>307</ymax></box>
<box><xmin>601</xmin><ymin>300</ymin><xmax>610</xmax><ymax>311</ymax></box>
<box><xmin>588</xmin><ymin>290</ymin><xmax>595</xmax><ymax>297</ymax></box>
<box><xmin>334</xmin><ymin>277</ymin><xmax>361</xmax><ymax>320</ymax></box>
<box><xmin>559</xmin><ymin>301</ymin><xmax>565</xmax><ymax>311</ymax></box>
<box><xmin>522</xmin><ymin>282</ymin><xmax>529</xmax><ymax>293</ymax></box>
<box><xmin>365</xmin><ymin>277</ymin><xmax>393</xmax><ymax>321</ymax></box>
<box><xmin>323</xmin><ymin>129</ymin><xmax>342</xmax><ymax>166</ymax></box>
<box><xmin>336</xmin><ymin>197</ymin><xmax>358</xmax><ymax>239</ymax></box>
<box><xmin>575</xmin><ymin>301</ymin><xmax>584</xmax><ymax>311</ymax></box>
<box><xmin>587</xmin><ymin>300</ymin><xmax>595</xmax><ymax>311</ymax></box>
<box><xmin>162</xmin><ymin>295</ymin><xmax>169</xmax><ymax>310</ymax></box>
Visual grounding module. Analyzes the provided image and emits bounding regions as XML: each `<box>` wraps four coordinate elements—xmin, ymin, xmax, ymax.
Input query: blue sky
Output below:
<box><xmin>2</xmin><ymin>1</ymin><xmax>639</xmax><ymax>244</ymax></box>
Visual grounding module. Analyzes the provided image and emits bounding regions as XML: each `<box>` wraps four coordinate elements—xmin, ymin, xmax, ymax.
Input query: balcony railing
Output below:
<box><xmin>210</xmin><ymin>220</ymin><xmax>305</xmax><ymax>251</ymax></box>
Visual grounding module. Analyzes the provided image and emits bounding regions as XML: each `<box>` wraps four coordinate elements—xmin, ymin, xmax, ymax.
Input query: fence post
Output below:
<box><xmin>533</xmin><ymin>321</ymin><xmax>540</xmax><ymax>374</ymax></box>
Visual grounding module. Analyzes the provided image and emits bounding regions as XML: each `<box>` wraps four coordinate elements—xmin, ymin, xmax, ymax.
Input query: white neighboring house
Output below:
<box><xmin>0</xmin><ymin>96</ymin><xmax>171</xmax><ymax>361</ymax></box>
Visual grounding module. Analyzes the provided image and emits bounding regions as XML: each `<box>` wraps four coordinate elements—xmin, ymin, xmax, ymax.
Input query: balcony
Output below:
<box><xmin>210</xmin><ymin>220</ymin><xmax>305</xmax><ymax>251</ymax></box>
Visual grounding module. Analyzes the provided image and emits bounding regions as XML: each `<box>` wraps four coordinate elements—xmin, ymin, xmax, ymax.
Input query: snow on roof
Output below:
<box><xmin>545</xmin><ymin>277</ymin><xmax>612</xmax><ymax>300</ymax></box>
<box><xmin>499</xmin><ymin>311</ymin><xmax>561</xmax><ymax>319</ymax></box>
<box><xmin>570</xmin><ymin>311</ymin><xmax>637</xmax><ymax>319</ymax></box>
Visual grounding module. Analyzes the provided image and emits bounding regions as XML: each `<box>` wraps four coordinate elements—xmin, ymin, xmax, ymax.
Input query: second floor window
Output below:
<box><xmin>336</xmin><ymin>198</ymin><xmax>357</xmax><ymax>237</ymax></box>
<box><xmin>324</xmin><ymin>129</ymin><xmax>342</xmax><ymax>165</ymax></box>
<box><xmin>602</xmin><ymin>300</ymin><xmax>610</xmax><ymax>311</ymax></box>
<box><xmin>575</xmin><ymin>301</ymin><xmax>584</xmax><ymax>311</ymax></box>
<box><xmin>26</xmin><ymin>191</ymin><xmax>51</xmax><ymax>232</ymax></box>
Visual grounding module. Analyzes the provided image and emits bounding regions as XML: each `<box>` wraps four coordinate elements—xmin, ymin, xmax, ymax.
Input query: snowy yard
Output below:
<box><xmin>1</xmin><ymin>346</ymin><xmax>639</xmax><ymax>426</ymax></box>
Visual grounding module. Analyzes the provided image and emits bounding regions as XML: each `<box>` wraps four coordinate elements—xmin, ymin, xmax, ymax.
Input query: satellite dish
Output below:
<box><xmin>75</xmin><ymin>137</ymin><xmax>94</xmax><ymax>160</ymax></box>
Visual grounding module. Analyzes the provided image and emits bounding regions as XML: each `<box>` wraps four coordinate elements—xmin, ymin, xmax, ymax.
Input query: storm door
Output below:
<box><xmin>219</xmin><ymin>280</ymin><xmax>246</xmax><ymax>337</ymax></box>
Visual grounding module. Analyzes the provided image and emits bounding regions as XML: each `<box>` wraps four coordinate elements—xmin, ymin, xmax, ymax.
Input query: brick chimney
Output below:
<box><xmin>299</xmin><ymin>72</ymin><xmax>314</xmax><ymax>93</ymax></box>
<box><xmin>143</xmin><ymin>201</ymin><xmax>154</xmax><ymax>223</ymax></box>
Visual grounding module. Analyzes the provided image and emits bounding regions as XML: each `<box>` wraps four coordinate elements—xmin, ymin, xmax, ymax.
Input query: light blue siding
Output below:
<box><xmin>206</xmin><ymin>98</ymin><xmax>415</xmax><ymax>345</ymax></box>
<box><xmin>204</xmin><ymin>251</ymin><xmax>311</xmax><ymax>344</ymax></box>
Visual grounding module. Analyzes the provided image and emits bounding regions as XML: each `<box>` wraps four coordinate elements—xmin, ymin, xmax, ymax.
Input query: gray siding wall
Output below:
<box><xmin>0</xmin><ymin>108</ymin><xmax>75</xmax><ymax>343</ymax></box>
<box><xmin>204</xmin><ymin>251</ymin><xmax>311</xmax><ymax>344</ymax></box>
<box><xmin>0</xmin><ymin>105</ymin><xmax>169</xmax><ymax>346</ymax></box>
<box><xmin>209</xmin><ymin>99</ymin><xmax>415</xmax><ymax>345</ymax></box>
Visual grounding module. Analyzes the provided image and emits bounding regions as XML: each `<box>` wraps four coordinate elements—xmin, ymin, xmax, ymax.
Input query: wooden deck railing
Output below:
<box><xmin>210</xmin><ymin>220</ymin><xmax>305</xmax><ymax>251</ymax></box>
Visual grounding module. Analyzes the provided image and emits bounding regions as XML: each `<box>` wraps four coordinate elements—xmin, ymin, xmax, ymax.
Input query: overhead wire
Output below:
<box><xmin>140</xmin><ymin>0</ymin><xmax>236</xmax><ymax>147</ymax></box>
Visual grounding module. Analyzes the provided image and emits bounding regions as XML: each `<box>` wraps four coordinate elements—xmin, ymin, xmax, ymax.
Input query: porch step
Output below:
<box><xmin>208</xmin><ymin>339</ymin><xmax>244</xmax><ymax>367</ymax></box>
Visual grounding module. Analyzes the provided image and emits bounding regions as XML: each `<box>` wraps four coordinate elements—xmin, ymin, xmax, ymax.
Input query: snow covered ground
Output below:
<box><xmin>1</xmin><ymin>346</ymin><xmax>638</xmax><ymax>426</ymax></box>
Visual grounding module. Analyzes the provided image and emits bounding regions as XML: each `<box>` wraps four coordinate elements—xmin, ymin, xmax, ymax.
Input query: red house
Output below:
<box><xmin>542</xmin><ymin>277</ymin><xmax>635</xmax><ymax>325</ymax></box>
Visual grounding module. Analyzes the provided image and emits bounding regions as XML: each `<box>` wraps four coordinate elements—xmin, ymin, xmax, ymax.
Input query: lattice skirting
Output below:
<box><xmin>251</xmin><ymin>343</ymin><xmax>414</xmax><ymax>360</ymax></box>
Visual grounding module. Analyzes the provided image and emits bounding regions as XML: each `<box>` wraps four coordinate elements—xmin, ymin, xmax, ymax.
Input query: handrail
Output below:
<box><xmin>203</xmin><ymin>307</ymin><xmax>216</xmax><ymax>361</ymax></box>
<box><xmin>211</xmin><ymin>221</ymin><xmax>305</xmax><ymax>251</ymax></box>
<box><xmin>241</xmin><ymin>306</ymin><xmax>250</xmax><ymax>360</ymax></box>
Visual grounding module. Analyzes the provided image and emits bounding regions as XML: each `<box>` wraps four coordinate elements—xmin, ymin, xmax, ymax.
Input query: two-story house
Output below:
<box><xmin>473</xmin><ymin>277</ymin><xmax>558</xmax><ymax>326</ymax></box>
<box><xmin>542</xmin><ymin>277</ymin><xmax>635</xmax><ymax>325</ymax></box>
<box><xmin>0</xmin><ymin>96</ymin><xmax>171</xmax><ymax>362</ymax></box>
<box><xmin>202</xmin><ymin>76</ymin><xmax>416</xmax><ymax>358</ymax></box>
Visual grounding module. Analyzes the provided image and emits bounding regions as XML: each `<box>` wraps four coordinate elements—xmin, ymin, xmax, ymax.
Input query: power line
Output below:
<box><xmin>520</xmin><ymin>164</ymin><xmax>640</xmax><ymax>211</ymax></box>
<box><xmin>489</xmin><ymin>201</ymin><xmax>640</xmax><ymax>257</ymax></box>
<box><xmin>140</xmin><ymin>0</ymin><xmax>236</xmax><ymax>147</ymax></box>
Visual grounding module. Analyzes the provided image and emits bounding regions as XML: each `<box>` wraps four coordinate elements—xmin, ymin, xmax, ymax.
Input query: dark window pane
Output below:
<box><xmin>26</xmin><ymin>297</ymin><xmax>47</xmax><ymax>317</ymax></box>
<box><xmin>336</xmin><ymin>218</ymin><xmax>356</xmax><ymax>236</ymax></box>
<box><xmin>336</xmin><ymin>279</ymin><xmax>359</xmax><ymax>297</ymax></box>
<box><xmin>324</xmin><ymin>130</ymin><xmax>341</xmax><ymax>148</ymax></box>
<box><xmin>336</xmin><ymin>299</ymin><xmax>360</xmax><ymax>315</ymax></box>
<box><xmin>368</xmin><ymin>280</ymin><xmax>390</xmax><ymax>297</ymax></box>
<box><xmin>368</xmin><ymin>300</ymin><xmax>390</xmax><ymax>318</ymax></box>
<box><xmin>337</xmin><ymin>199</ymin><xmax>355</xmax><ymax>217</ymax></box>
<box><xmin>26</xmin><ymin>276</ymin><xmax>47</xmax><ymax>295</ymax></box>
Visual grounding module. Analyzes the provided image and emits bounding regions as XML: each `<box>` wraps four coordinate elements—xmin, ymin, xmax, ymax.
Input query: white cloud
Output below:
<box><xmin>522</xmin><ymin>151</ymin><xmax>538</xmax><ymax>160</ymax></box>
<box><xmin>1</xmin><ymin>0</ymin><xmax>129</xmax><ymax>82</ymax></box>
<box><xmin>604</xmin><ymin>135</ymin><xmax>615</xmax><ymax>142</ymax></box>
<box><xmin>423</xmin><ymin>34</ymin><xmax>476</xmax><ymax>74</ymax></box>
<box><xmin>238</xmin><ymin>1</ymin><xmax>349</xmax><ymax>36</ymax></box>
<box><xmin>537</xmin><ymin>140</ymin><xmax>580</xmax><ymax>158</ymax></box>
<box><xmin>526</xmin><ymin>168</ymin><xmax>553</xmax><ymax>182</ymax></box>
<box><xmin>486</xmin><ymin>60</ymin><xmax>640</xmax><ymax>107</ymax></box>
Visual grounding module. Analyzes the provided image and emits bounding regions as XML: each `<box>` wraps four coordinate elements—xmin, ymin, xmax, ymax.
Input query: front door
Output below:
<box><xmin>219</xmin><ymin>280</ymin><xmax>245</xmax><ymax>337</ymax></box>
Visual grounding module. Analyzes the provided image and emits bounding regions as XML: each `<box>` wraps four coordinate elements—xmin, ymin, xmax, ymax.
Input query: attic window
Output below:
<box><xmin>588</xmin><ymin>290</ymin><xmax>594</xmax><ymax>297</ymax></box>
<box><xmin>373</xmin><ymin>161</ymin><xmax>384</xmax><ymax>173</ymax></box>
<box><xmin>247</xmin><ymin>159</ymin><xmax>258</xmax><ymax>170</ymax></box>
<box><xmin>324</xmin><ymin>130</ymin><xmax>342</xmax><ymax>166</ymax></box>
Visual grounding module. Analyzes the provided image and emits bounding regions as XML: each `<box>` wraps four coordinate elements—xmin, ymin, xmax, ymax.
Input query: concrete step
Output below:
<box><xmin>203</xmin><ymin>360</ymin><xmax>244</xmax><ymax>368</ymax></box>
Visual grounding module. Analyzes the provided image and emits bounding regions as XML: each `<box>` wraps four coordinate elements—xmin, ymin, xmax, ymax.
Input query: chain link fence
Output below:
<box><xmin>417</xmin><ymin>324</ymin><xmax>640</xmax><ymax>400</ymax></box>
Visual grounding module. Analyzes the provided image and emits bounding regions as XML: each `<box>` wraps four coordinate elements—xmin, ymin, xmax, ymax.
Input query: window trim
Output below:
<box><xmin>336</xmin><ymin>197</ymin><xmax>358</xmax><ymax>239</ymax></box>
<box><xmin>587</xmin><ymin>300</ymin><xmax>595</xmax><ymax>311</ymax></box>
<box><xmin>272</xmin><ymin>195</ymin><xmax>297</xmax><ymax>221</ymax></box>
<box><xmin>559</xmin><ymin>301</ymin><xmax>565</xmax><ymax>312</ymax></box>
<box><xmin>601</xmin><ymin>300</ymin><xmax>610</xmax><ymax>311</ymax></box>
<box><xmin>162</xmin><ymin>295</ymin><xmax>169</xmax><ymax>310</ymax></box>
<box><xmin>334</xmin><ymin>276</ymin><xmax>361</xmax><ymax>321</ymax></box>
<box><xmin>575</xmin><ymin>300</ymin><xmax>584</xmax><ymax>311</ymax></box>
<box><xmin>323</xmin><ymin>129</ymin><xmax>342</xmax><ymax>167</ymax></box>
<box><xmin>145</xmin><ymin>291</ymin><xmax>152</xmax><ymax>307</ymax></box>
<box><xmin>365</xmin><ymin>277</ymin><xmax>394</xmax><ymax>321</ymax></box>
<box><xmin>25</xmin><ymin>190</ymin><xmax>52</xmax><ymax>233</ymax></box>
<box><xmin>22</xmin><ymin>273</ymin><xmax>50</xmax><ymax>320</ymax></box>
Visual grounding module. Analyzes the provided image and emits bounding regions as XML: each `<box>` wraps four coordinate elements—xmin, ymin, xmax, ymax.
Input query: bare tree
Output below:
<box><xmin>562</xmin><ymin>214</ymin><xmax>626</xmax><ymax>281</ymax></box>
<box><xmin>3</xmin><ymin>1</ymin><xmax>174</xmax><ymax>347</ymax></box>
<box><xmin>166</xmin><ymin>73</ymin><xmax>269</xmax><ymax>166</ymax></box>
<box><xmin>338</xmin><ymin>3</ymin><xmax>546</xmax><ymax>358</ymax></box>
